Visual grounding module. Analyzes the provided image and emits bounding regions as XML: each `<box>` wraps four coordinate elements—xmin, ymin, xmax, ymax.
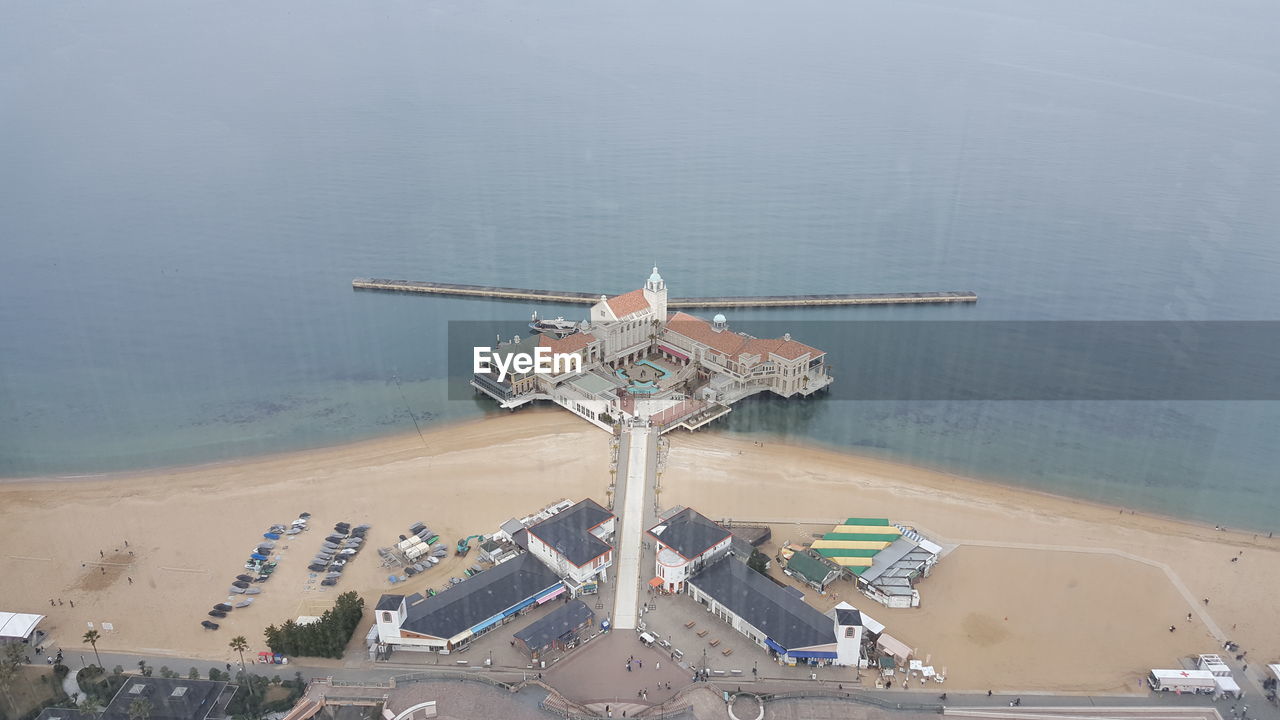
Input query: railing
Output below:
<box><xmin>759</xmin><ymin>687</ymin><xmax>942</xmax><ymax>713</ymax></box>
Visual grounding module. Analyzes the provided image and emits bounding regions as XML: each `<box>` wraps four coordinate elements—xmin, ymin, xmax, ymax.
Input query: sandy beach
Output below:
<box><xmin>1</xmin><ymin>411</ymin><xmax>1275</xmax><ymax>693</ymax></box>
<box><xmin>661</xmin><ymin>433</ymin><xmax>1280</xmax><ymax>692</ymax></box>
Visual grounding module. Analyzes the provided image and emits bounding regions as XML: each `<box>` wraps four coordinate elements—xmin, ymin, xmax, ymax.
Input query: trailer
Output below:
<box><xmin>1148</xmin><ymin>669</ymin><xmax>1217</xmax><ymax>694</ymax></box>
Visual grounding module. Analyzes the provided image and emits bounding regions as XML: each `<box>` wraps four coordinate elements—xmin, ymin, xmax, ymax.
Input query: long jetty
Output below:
<box><xmin>352</xmin><ymin>278</ymin><xmax>977</xmax><ymax>307</ymax></box>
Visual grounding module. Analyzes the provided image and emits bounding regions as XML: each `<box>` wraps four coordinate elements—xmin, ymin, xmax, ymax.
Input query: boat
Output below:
<box><xmin>529</xmin><ymin>311</ymin><xmax>580</xmax><ymax>337</ymax></box>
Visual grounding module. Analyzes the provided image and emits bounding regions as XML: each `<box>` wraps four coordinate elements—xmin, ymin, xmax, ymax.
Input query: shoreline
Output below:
<box><xmin>1</xmin><ymin>410</ymin><xmax>1275</xmax><ymax>690</ymax></box>
<box><xmin>5</xmin><ymin>411</ymin><xmax>1267</xmax><ymax>541</ymax></box>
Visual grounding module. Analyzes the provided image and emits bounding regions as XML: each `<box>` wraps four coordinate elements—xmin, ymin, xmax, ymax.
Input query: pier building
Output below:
<box><xmin>471</xmin><ymin>267</ymin><xmax>833</xmax><ymax>433</ymax></box>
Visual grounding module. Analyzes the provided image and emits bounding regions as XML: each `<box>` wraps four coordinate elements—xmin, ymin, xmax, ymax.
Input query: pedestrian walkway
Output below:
<box><xmin>62</xmin><ymin>667</ymin><xmax>83</xmax><ymax>704</ymax></box>
<box><xmin>612</xmin><ymin>423</ymin><xmax>652</xmax><ymax>630</ymax></box>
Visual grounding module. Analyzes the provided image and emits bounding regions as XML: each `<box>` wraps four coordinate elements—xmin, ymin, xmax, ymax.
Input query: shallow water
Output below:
<box><xmin>2</xmin><ymin>0</ymin><xmax>1278</xmax><ymax>528</ymax></box>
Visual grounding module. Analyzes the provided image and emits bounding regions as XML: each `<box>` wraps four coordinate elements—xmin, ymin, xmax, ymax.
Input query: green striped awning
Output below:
<box><xmin>822</xmin><ymin>533</ymin><xmax>903</xmax><ymax>543</ymax></box>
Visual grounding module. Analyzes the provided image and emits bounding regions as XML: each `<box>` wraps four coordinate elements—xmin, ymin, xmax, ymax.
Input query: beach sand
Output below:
<box><xmin>0</xmin><ymin>409</ymin><xmax>607</xmax><ymax>668</ymax></box>
<box><xmin>1</xmin><ymin>411</ymin><xmax>1275</xmax><ymax>693</ymax></box>
<box><xmin>661</xmin><ymin>433</ymin><xmax>1280</xmax><ymax>692</ymax></box>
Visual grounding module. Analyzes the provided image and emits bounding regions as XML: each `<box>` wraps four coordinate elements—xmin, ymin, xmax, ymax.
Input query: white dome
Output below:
<box><xmin>648</xmin><ymin>266</ymin><xmax>663</xmax><ymax>284</ymax></box>
<box><xmin>713</xmin><ymin>313</ymin><xmax>727</xmax><ymax>324</ymax></box>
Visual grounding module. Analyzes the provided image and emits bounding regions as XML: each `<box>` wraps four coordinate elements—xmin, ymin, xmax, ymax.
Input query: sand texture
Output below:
<box><xmin>1</xmin><ymin>411</ymin><xmax>1275</xmax><ymax>692</ymax></box>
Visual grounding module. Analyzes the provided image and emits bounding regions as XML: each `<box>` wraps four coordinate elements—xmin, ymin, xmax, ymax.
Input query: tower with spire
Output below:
<box><xmin>643</xmin><ymin>266</ymin><xmax>668</xmax><ymax>321</ymax></box>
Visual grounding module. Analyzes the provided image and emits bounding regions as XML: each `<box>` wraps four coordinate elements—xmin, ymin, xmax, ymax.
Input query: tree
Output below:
<box><xmin>229</xmin><ymin>636</ymin><xmax>251</xmax><ymax>698</ymax></box>
<box><xmin>264</xmin><ymin>591</ymin><xmax>364</xmax><ymax>660</ymax></box>
<box><xmin>82</xmin><ymin>629</ymin><xmax>102</xmax><ymax>668</ymax></box>
<box><xmin>747</xmin><ymin>548</ymin><xmax>769</xmax><ymax>576</ymax></box>
<box><xmin>188</xmin><ymin>668</ymin><xmax>200</xmax><ymax>680</ymax></box>
<box><xmin>0</xmin><ymin>643</ymin><xmax>26</xmax><ymax>709</ymax></box>
<box><xmin>127</xmin><ymin>697</ymin><xmax>153</xmax><ymax>720</ymax></box>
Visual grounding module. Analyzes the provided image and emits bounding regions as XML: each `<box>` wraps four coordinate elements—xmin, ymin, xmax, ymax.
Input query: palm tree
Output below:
<box><xmin>82</xmin><ymin>629</ymin><xmax>102</xmax><ymax>668</ymax></box>
<box><xmin>228</xmin><ymin>636</ymin><xmax>251</xmax><ymax>696</ymax></box>
<box><xmin>127</xmin><ymin>697</ymin><xmax>152</xmax><ymax>720</ymax></box>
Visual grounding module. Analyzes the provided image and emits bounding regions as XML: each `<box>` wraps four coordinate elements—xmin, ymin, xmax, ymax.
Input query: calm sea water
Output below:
<box><xmin>2</xmin><ymin>0</ymin><xmax>1278</xmax><ymax>529</ymax></box>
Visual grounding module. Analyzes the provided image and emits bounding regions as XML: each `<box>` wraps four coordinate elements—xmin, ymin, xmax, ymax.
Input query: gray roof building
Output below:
<box><xmin>835</xmin><ymin>607</ymin><xmax>862</xmax><ymax>627</ymax></box>
<box><xmin>35</xmin><ymin>710</ymin><xmax>96</xmax><ymax>720</ymax></box>
<box><xmin>391</xmin><ymin>554</ymin><xmax>563</xmax><ymax>640</ymax></box>
<box><xmin>859</xmin><ymin>537</ymin><xmax>937</xmax><ymax>599</ymax></box>
<box><xmin>525</xmin><ymin>499</ymin><xmax>614</xmax><ymax>567</ymax></box>
<box><xmin>100</xmin><ymin>678</ymin><xmax>236</xmax><ymax>720</ymax></box>
<box><xmin>647</xmin><ymin>508</ymin><xmax>731</xmax><ymax>561</ymax></box>
<box><xmin>688</xmin><ymin>556</ymin><xmax>834</xmax><ymax>653</ymax></box>
<box><xmin>512</xmin><ymin>600</ymin><xmax>595</xmax><ymax>653</ymax></box>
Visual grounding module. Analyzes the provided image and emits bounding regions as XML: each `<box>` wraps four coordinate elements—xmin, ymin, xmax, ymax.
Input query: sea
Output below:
<box><xmin>2</xmin><ymin>0</ymin><xmax>1278</xmax><ymax>530</ymax></box>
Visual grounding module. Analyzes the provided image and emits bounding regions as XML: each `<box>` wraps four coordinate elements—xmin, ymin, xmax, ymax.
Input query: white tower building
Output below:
<box><xmin>643</xmin><ymin>266</ymin><xmax>668</xmax><ymax>321</ymax></box>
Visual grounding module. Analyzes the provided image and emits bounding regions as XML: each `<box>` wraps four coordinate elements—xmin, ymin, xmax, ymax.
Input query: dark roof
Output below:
<box><xmin>688</xmin><ymin>557</ymin><xmax>834</xmax><ymax>652</ymax></box>
<box><xmin>835</xmin><ymin>608</ymin><xmax>862</xmax><ymax>627</ymax></box>
<box><xmin>526</xmin><ymin>499</ymin><xmax>614</xmax><ymax>567</ymax></box>
<box><xmin>400</xmin><ymin>554</ymin><xmax>563</xmax><ymax>640</ymax></box>
<box><xmin>787</xmin><ymin>551</ymin><xmax>838</xmax><ymax>587</ymax></box>
<box><xmin>513</xmin><ymin>600</ymin><xmax>595</xmax><ymax>651</ymax></box>
<box><xmin>376</xmin><ymin>595</ymin><xmax>404</xmax><ymax>612</ymax></box>
<box><xmin>648</xmin><ymin>508</ymin><xmax>731</xmax><ymax>561</ymax></box>
<box><xmin>101</xmin><ymin>678</ymin><xmax>232</xmax><ymax>720</ymax></box>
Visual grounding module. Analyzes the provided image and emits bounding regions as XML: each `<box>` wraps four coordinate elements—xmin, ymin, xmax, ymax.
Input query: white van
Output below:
<box><xmin>1148</xmin><ymin>669</ymin><xmax>1217</xmax><ymax>694</ymax></box>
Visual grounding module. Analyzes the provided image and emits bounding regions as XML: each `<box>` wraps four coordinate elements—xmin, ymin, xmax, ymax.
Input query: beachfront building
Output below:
<box><xmin>647</xmin><ymin>507</ymin><xmax>732</xmax><ymax>594</ymax></box>
<box><xmin>472</xmin><ymin>267</ymin><xmax>833</xmax><ymax>434</ymax></box>
<box><xmin>95</xmin><ymin>678</ymin><xmax>238</xmax><ymax>720</ymax></box>
<box><xmin>809</xmin><ymin>518</ymin><xmax>942</xmax><ymax>609</ymax></box>
<box><xmin>686</xmin><ymin>556</ymin><xmax>861</xmax><ymax>667</ymax></box>
<box><xmin>374</xmin><ymin>553</ymin><xmax>565</xmax><ymax>654</ymax></box>
<box><xmin>0</xmin><ymin>611</ymin><xmax>44</xmax><ymax>646</ymax></box>
<box><xmin>784</xmin><ymin>550</ymin><xmax>841</xmax><ymax>592</ymax></box>
<box><xmin>524</xmin><ymin>498</ymin><xmax>616</xmax><ymax>596</ymax></box>
<box><xmin>512</xmin><ymin>599</ymin><xmax>596</xmax><ymax>659</ymax></box>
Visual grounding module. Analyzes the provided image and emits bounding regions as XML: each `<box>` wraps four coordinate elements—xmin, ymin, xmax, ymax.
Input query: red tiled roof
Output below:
<box><xmin>665</xmin><ymin>312</ymin><xmax>746</xmax><ymax>356</ymax></box>
<box><xmin>606</xmin><ymin>289</ymin><xmax>651</xmax><ymax>318</ymax></box>
<box><xmin>664</xmin><ymin>312</ymin><xmax>820</xmax><ymax>362</ymax></box>
<box><xmin>539</xmin><ymin>332</ymin><xmax>596</xmax><ymax>354</ymax></box>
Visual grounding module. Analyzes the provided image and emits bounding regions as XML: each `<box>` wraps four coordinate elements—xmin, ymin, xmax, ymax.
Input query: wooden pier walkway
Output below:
<box><xmin>352</xmin><ymin>278</ymin><xmax>977</xmax><ymax>307</ymax></box>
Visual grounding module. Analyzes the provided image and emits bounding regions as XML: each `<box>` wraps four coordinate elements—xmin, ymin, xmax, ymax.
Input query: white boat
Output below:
<box><xmin>529</xmin><ymin>311</ymin><xmax>580</xmax><ymax>337</ymax></box>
